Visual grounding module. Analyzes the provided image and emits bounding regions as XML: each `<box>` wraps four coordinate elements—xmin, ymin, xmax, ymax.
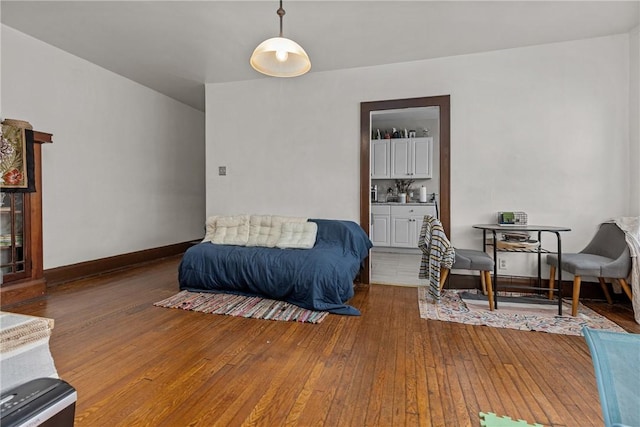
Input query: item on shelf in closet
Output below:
<box><xmin>419</xmin><ymin>186</ymin><xmax>428</xmax><ymax>203</ymax></box>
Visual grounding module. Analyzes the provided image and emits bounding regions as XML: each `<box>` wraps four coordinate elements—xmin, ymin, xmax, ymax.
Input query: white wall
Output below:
<box><xmin>1</xmin><ymin>25</ymin><xmax>206</xmax><ymax>269</ymax></box>
<box><xmin>630</xmin><ymin>25</ymin><xmax>640</xmax><ymax>216</ymax></box>
<box><xmin>207</xmin><ymin>34</ymin><xmax>635</xmax><ymax>276</ymax></box>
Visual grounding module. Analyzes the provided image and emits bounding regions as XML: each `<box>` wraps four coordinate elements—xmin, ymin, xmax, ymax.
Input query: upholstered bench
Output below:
<box><xmin>440</xmin><ymin>248</ymin><xmax>495</xmax><ymax>310</ymax></box>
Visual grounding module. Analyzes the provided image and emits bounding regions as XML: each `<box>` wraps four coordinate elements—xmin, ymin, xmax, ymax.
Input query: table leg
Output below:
<box><xmin>537</xmin><ymin>231</ymin><xmax>542</xmax><ymax>289</ymax></box>
<box><xmin>492</xmin><ymin>230</ymin><xmax>498</xmax><ymax>310</ymax></box>
<box><xmin>556</xmin><ymin>232</ymin><xmax>563</xmax><ymax>315</ymax></box>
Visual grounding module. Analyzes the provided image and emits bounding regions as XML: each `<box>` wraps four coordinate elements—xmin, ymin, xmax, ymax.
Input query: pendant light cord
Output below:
<box><xmin>277</xmin><ymin>0</ymin><xmax>285</xmax><ymax>37</ymax></box>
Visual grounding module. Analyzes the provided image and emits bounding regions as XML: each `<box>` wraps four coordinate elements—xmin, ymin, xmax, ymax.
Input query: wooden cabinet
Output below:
<box><xmin>370</xmin><ymin>139</ymin><xmax>390</xmax><ymax>178</ymax></box>
<box><xmin>1</xmin><ymin>194</ymin><xmax>27</xmax><ymax>280</ymax></box>
<box><xmin>0</xmin><ymin>126</ymin><xmax>52</xmax><ymax>307</ymax></box>
<box><xmin>390</xmin><ymin>137</ymin><xmax>432</xmax><ymax>179</ymax></box>
<box><xmin>370</xmin><ymin>205</ymin><xmax>391</xmax><ymax>246</ymax></box>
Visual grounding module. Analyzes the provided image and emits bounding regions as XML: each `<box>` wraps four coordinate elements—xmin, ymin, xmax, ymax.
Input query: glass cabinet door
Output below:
<box><xmin>1</xmin><ymin>192</ymin><xmax>27</xmax><ymax>281</ymax></box>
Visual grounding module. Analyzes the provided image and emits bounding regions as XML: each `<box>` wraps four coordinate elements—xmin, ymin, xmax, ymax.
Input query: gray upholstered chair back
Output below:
<box><xmin>580</xmin><ymin>223</ymin><xmax>631</xmax><ymax>278</ymax></box>
<box><xmin>581</xmin><ymin>223</ymin><xmax>627</xmax><ymax>259</ymax></box>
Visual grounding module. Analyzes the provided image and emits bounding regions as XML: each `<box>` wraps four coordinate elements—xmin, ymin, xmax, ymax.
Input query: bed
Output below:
<box><xmin>178</xmin><ymin>217</ymin><xmax>373</xmax><ymax>315</ymax></box>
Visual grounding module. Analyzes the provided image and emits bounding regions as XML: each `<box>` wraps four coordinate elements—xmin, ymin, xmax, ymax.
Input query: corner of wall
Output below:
<box><xmin>630</xmin><ymin>25</ymin><xmax>640</xmax><ymax>215</ymax></box>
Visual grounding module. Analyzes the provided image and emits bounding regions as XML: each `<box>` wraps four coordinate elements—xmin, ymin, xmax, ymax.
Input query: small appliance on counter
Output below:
<box><xmin>370</xmin><ymin>185</ymin><xmax>378</xmax><ymax>202</ymax></box>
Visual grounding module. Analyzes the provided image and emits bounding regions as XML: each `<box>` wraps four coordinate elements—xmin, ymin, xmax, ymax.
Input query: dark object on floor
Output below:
<box><xmin>0</xmin><ymin>377</ymin><xmax>76</xmax><ymax>427</ymax></box>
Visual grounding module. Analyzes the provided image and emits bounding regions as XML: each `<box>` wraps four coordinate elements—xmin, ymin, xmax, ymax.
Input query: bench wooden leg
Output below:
<box><xmin>548</xmin><ymin>266</ymin><xmax>556</xmax><ymax>300</ymax></box>
<box><xmin>617</xmin><ymin>278</ymin><xmax>633</xmax><ymax>301</ymax></box>
<box><xmin>484</xmin><ymin>271</ymin><xmax>494</xmax><ymax>311</ymax></box>
<box><xmin>480</xmin><ymin>271</ymin><xmax>487</xmax><ymax>295</ymax></box>
<box><xmin>572</xmin><ymin>276</ymin><xmax>582</xmax><ymax>317</ymax></box>
<box><xmin>598</xmin><ymin>277</ymin><xmax>613</xmax><ymax>304</ymax></box>
<box><xmin>439</xmin><ymin>268</ymin><xmax>450</xmax><ymax>291</ymax></box>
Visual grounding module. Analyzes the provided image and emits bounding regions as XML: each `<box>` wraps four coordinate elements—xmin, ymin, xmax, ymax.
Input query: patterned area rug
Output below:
<box><xmin>154</xmin><ymin>290</ymin><xmax>329</xmax><ymax>324</ymax></box>
<box><xmin>418</xmin><ymin>288</ymin><xmax>626</xmax><ymax>336</ymax></box>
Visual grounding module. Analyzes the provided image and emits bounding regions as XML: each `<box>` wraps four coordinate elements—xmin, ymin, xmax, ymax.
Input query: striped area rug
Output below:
<box><xmin>154</xmin><ymin>290</ymin><xmax>329</xmax><ymax>324</ymax></box>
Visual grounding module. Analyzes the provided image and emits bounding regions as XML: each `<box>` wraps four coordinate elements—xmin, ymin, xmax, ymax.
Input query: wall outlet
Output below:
<box><xmin>218</xmin><ymin>166</ymin><xmax>226</xmax><ymax>176</ymax></box>
<box><xmin>499</xmin><ymin>258</ymin><xmax>507</xmax><ymax>270</ymax></box>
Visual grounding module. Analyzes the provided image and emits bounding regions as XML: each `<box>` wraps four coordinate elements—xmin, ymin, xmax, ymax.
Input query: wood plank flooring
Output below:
<box><xmin>5</xmin><ymin>255</ymin><xmax>638</xmax><ymax>426</ymax></box>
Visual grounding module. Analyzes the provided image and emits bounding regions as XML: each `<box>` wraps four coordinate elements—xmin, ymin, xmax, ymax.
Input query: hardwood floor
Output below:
<box><xmin>5</xmin><ymin>255</ymin><xmax>638</xmax><ymax>426</ymax></box>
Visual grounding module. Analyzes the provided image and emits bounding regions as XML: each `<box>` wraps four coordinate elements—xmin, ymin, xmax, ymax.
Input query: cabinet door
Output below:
<box><xmin>370</xmin><ymin>140</ymin><xmax>390</xmax><ymax>178</ymax></box>
<box><xmin>391</xmin><ymin>215</ymin><xmax>412</xmax><ymax>247</ymax></box>
<box><xmin>0</xmin><ymin>192</ymin><xmax>27</xmax><ymax>280</ymax></box>
<box><xmin>412</xmin><ymin>137</ymin><xmax>433</xmax><ymax>178</ymax></box>
<box><xmin>371</xmin><ymin>213</ymin><xmax>391</xmax><ymax>246</ymax></box>
<box><xmin>390</xmin><ymin>139</ymin><xmax>411</xmax><ymax>178</ymax></box>
<box><xmin>413</xmin><ymin>214</ymin><xmax>425</xmax><ymax>247</ymax></box>
<box><xmin>391</xmin><ymin>205</ymin><xmax>438</xmax><ymax>248</ymax></box>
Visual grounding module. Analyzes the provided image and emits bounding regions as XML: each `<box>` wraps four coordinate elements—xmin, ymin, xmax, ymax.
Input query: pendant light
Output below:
<box><xmin>250</xmin><ymin>0</ymin><xmax>311</xmax><ymax>77</ymax></box>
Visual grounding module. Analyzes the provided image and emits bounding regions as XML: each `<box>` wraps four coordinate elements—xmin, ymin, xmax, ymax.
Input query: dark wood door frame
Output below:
<box><xmin>359</xmin><ymin>95</ymin><xmax>451</xmax><ymax>284</ymax></box>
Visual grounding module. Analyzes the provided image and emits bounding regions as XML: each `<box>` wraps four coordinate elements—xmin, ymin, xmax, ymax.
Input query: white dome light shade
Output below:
<box><xmin>250</xmin><ymin>36</ymin><xmax>311</xmax><ymax>78</ymax></box>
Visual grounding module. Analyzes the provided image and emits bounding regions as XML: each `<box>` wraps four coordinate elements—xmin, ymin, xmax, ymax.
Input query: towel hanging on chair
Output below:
<box><xmin>418</xmin><ymin>216</ymin><xmax>455</xmax><ymax>301</ymax></box>
<box><xmin>611</xmin><ymin>217</ymin><xmax>640</xmax><ymax>325</ymax></box>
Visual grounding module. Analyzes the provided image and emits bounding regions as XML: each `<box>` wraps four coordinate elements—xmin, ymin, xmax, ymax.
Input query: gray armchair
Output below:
<box><xmin>547</xmin><ymin>223</ymin><xmax>632</xmax><ymax>316</ymax></box>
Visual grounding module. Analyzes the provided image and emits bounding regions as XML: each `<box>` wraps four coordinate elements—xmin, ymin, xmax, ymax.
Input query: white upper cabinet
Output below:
<box><xmin>412</xmin><ymin>137</ymin><xmax>433</xmax><ymax>178</ymax></box>
<box><xmin>370</xmin><ymin>139</ymin><xmax>391</xmax><ymax>178</ymax></box>
<box><xmin>390</xmin><ymin>137</ymin><xmax>432</xmax><ymax>179</ymax></box>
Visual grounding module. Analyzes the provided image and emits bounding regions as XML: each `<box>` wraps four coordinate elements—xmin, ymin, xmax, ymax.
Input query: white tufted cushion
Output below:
<box><xmin>276</xmin><ymin>221</ymin><xmax>318</xmax><ymax>249</ymax></box>
<box><xmin>211</xmin><ymin>215</ymin><xmax>250</xmax><ymax>246</ymax></box>
<box><xmin>246</xmin><ymin>215</ymin><xmax>274</xmax><ymax>247</ymax></box>
<box><xmin>201</xmin><ymin>215</ymin><xmax>218</xmax><ymax>243</ymax></box>
<box><xmin>266</xmin><ymin>216</ymin><xmax>308</xmax><ymax>247</ymax></box>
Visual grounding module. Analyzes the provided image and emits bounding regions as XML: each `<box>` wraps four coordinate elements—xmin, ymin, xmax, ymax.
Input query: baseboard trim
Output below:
<box><xmin>0</xmin><ymin>279</ymin><xmax>47</xmax><ymax>308</ymax></box>
<box><xmin>44</xmin><ymin>241</ymin><xmax>193</xmax><ymax>286</ymax></box>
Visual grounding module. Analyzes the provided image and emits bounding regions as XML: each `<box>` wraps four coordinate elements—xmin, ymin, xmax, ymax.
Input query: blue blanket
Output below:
<box><xmin>178</xmin><ymin>219</ymin><xmax>372</xmax><ymax>315</ymax></box>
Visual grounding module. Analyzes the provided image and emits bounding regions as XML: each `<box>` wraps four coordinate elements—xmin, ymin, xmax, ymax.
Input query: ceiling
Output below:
<box><xmin>2</xmin><ymin>1</ymin><xmax>638</xmax><ymax>112</ymax></box>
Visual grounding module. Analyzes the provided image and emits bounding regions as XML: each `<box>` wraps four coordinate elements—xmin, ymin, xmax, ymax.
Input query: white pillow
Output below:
<box><xmin>201</xmin><ymin>215</ymin><xmax>218</xmax><ymax>243</ymax></box>
<box><xmin>266</xmin><ymin>216</ymin><xmax>308</xmax><ymax>247</ymax></box>
<box><xmin>246</xmin><ymin>215</ymin><xmax>273</xmax><ymax>247</ymax></box>
<box><xmin>211</xmin><ymin>215</ymin><xmax>250</xmax><ymax>246</ymax></box>
<box><xmin>276</xmin><ymin>221</ymin><xmax>318</xmax><ymax>249</ymax></box>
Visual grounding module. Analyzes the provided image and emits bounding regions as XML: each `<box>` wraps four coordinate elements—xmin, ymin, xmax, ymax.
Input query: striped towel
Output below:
<box><xmin>418</xmin><ymin>216</ymin><xmax>455</xmax><ymax>301</ymax></box>
<box><xmin>612</xmin><ymin>217</ymin><xmax>640</xmax><ymax>325</ymax></box>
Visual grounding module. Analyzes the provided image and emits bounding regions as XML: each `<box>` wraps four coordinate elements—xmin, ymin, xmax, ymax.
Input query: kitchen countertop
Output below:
<box><xmin>371</xmin><ymin>202</ymin><xmax>436</xmax><ymax>206</ymax></box>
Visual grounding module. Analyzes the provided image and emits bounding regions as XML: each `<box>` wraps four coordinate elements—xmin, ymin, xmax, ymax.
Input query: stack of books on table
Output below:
<box><xmin>497</xmin><ymin>231</ymin><xmax>540</xmax><ymax>250</ymax></box>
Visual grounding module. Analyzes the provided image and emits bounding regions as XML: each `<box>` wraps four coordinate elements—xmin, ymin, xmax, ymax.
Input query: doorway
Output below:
<box><xmin>360</xmin><ymin>95</ymin><xmax>451</xmax><ymax>284</ymax></box>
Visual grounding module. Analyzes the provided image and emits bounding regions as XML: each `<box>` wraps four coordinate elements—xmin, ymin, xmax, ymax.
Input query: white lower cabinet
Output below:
<box><xmin>371</xmin><ymin>204</ymin><xmax>437</xmax><ymax>248</ymax></box>
<box><xmin>371</xmin><ymin>205</ymin><xmax>391</xmax><ymax>246</ymax></box>
<box><xmin>391</xmin><ymin>205</ymin><xmax>437</xmax><ymax>248</ymax></box>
